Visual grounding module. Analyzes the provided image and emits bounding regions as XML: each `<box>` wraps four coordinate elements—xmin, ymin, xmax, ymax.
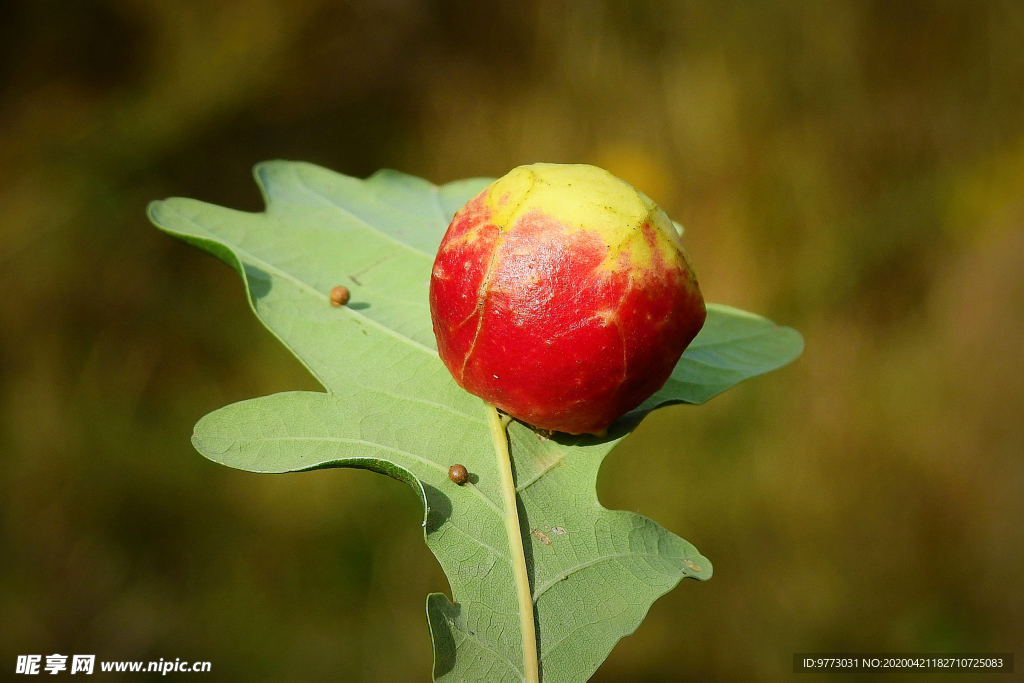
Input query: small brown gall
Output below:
<box><xmin>448</xmin><ymin>463</ymin><xmax>469</xmax><ymax>485</ymax></box>
<box><xmin>329</xmin><ymin>286</ymin><xmax>350</xmax><ymax>307</ymax></box>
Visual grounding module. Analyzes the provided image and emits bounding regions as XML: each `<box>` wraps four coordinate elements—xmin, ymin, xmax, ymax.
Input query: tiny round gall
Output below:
<box><xmin>329</xmin><ymin>285</ymin><xmax>350</xmax><ymax>307</ymax></box>
<box><xmin>448</xmin><ymin>464</ymin><xmax>469</xmax><ymax>485</ymax></box>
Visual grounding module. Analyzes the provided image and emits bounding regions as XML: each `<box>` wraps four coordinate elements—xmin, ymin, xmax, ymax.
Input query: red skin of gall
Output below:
<box><xmin>430</xmin><ymin>174</ymin><xmax>705</xmax><ymax>435</ymax></box>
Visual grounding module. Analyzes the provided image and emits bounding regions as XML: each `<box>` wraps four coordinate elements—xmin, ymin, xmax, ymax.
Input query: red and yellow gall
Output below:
<box><xmin>429</xmin><ymin>163</ymin><xmax>706</xmax><ymax>435</ymax></box>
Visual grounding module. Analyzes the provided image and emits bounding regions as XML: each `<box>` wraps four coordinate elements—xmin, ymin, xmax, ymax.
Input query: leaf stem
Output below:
<box><xmin>486</xmin><ymin>403</ymin><xmax>539</xmax><ymax>683</ymax></box>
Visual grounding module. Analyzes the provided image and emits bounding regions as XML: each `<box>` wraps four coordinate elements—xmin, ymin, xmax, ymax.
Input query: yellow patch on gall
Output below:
<box><xmin>480</xmin><ymin>163</ymin><xmax>691</xmax><ymax>280</ymax></box>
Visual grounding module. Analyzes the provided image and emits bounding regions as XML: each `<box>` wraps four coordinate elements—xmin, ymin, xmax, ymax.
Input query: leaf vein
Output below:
<box><xmin>290</xmin><ymin>168</ymin><xmax>435</xmax><ymax>259</ymax></box>
<box><xmin>532</xmin><ymin>552</ymin><xmax>675</xmax><ymax>602</ymax></box>
<box><xmin>166</xmin><ymin>206</ymin><xmax>437</xmax><ymax>356</ymax></box>
<box><xmin>251</xmin><ymin>435</ymin><xmax>503</xmax><ymax>511</ymax></box>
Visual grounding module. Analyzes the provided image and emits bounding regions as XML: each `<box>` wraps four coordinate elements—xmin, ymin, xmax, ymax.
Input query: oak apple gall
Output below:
<box><xmin>429</xmin><ymin>163</ymin><xmax>706</xmax><ymax>435</ymax></box>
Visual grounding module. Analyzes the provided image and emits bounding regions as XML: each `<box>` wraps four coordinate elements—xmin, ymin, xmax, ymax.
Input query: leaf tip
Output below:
<box><xmin>146</xmin><ymin>198</ymin><xmax>168</xmax><ymax>227</ymax></box>
<box><xmin>788</xmin><ymin>326</ymin><xmax>806</xmax><ymax>356</ymax></box>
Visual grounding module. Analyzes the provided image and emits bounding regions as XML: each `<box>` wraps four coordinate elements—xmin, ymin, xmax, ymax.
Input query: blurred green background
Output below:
<box><xmin>2</xmin><ymin>1</ymin><xmax>1022</xmax><ymax>681</ymax></box>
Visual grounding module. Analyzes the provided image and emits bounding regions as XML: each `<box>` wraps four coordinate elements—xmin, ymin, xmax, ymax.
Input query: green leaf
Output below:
<box><xmin>149</xmin><ymin>160</ymin><xmax>802</xmax><ymax>683</ymax></box>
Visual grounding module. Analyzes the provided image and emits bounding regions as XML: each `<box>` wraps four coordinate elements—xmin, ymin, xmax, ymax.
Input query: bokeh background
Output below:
<box><xmin>2</xmin><ymin>1</ymin><xmax>1022</xmax><ymax>681</ymax></box>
